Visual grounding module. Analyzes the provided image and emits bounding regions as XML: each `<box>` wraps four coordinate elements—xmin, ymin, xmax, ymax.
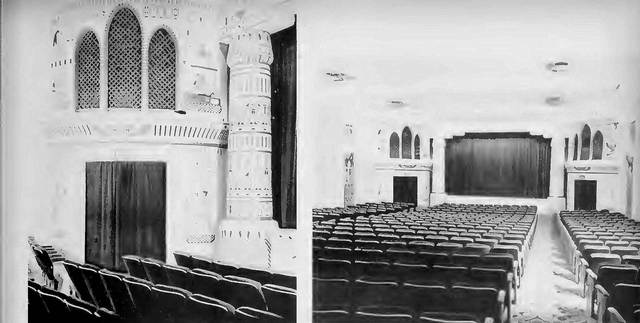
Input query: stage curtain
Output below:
<box><xmin>445</xmin><ymin>133</ymin><xmax>551</xmax><ymax>198</ymax></box>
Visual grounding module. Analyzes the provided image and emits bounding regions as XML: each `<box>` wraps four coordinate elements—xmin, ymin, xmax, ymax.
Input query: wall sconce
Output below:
<box><xmin>547</xmin><ymin>61</ymin><xmax>569</xmax><ymax>72</ymax></box>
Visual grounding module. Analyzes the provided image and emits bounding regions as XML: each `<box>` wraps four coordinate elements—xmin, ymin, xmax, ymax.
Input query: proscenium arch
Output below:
<box><xmin>390</xmin><ymin>132</ymin><xmax>400</xmax><ymax>158</ymax></box>
<box><xmin>580</xmin><ymin>125</ymin><xmax>591</xmax><ymax>160</ymax></box>
<box><xmin>107</xmin><ymin>7</ymin><xmax>142</xmax><ymax>109</ymax></box>
<box><xmin>401</xmin><ymin>127</ymin><xmax>412</xmax><ymax>159</ymax></box>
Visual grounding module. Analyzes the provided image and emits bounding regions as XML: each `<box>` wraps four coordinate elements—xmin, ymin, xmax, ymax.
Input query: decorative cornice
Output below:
<box><xmin>565</xmin><ymin>160</ymin><xmax>620</xmax><ymax>174</ymax></box>
<box><xmin>375</xmin><ymin>160</ymin><xmax>433</xmax><ymax>172</ymax></box>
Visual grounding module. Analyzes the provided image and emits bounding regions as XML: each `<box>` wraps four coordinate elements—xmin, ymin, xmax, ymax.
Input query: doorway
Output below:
<box><xmin>393</xmin><ymin>176</ymin><xmax>418</xmax><ymax>206</ymax></box>
<box><xmin>574</xmin><ymin>180</ymin><xmax>597</xmax><ymax>211</ymax></box>
<box><xmin>85</xmin><ymin>161</ymin><xmax>166</xmax><ymax>271</ymax></box>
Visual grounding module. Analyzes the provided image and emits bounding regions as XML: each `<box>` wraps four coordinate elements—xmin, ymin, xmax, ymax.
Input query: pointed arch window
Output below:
<box><xmin>108</xmin><ymin>8</ymin><xmax>142</xmax><ymax>109</ymax></box>
<box><xmin>592</xmin><ymin>131</ymin><xmax>603</xmax><ymax>160</ymax></box>
<box><xmin>401</xmin><ymin>127</ymin><xmax>412</xmax><ymax>159</ymax></box>
<box><xmin>148</xmin><ymin>29</ymin><xmax>176</xmax><ymax>110</ymax></box>
<box><xmin>390</xmin><ymin>132</ymin><xmax>399</xmax><ymax>158</ymax></box>
<box><xmin>414</xmin><ymin>135</ymin><xmax>421</xmax><ymax>159</ymax></box>
<box><xmin>573</xmin><ymin>134</ymin><xmax>578</xmax><ymax>160</ymax></box>
<box><xmin>76</xmin><ymin>31</ymin><xmax>100</xmax><ymax>110</ymax></box>
<box><xmin>580</xmin><ymin>125</ymin><xmax>591</xmax><ymax>160</ymax></box>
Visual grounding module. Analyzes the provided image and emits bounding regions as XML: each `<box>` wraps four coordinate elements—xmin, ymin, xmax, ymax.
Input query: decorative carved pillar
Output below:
<box><xmin>226</xmin><ymin>28</ymin><xmax>274</xmax><ymax>220</ymax></box>
<box><xmin>214</xmin><ymin>27</ymin><xmax>285</xmax><ymax>271</ymax></box>
<box><xmin>549</xmin><ymin>136</ymin><xmax>565</xmax><ymax>198</ymax></box>
<box><xmin>430</xmin><ymin>137</ymin><xmax>447</xmax><ymax>204</ymax></box>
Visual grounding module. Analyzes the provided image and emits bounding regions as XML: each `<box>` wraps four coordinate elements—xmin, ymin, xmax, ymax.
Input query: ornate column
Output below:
<box><xmin>226</xmin><ymin>28</ymin><xmax>274</xmax><ymax>220</ymax></box>
<box><xmin>430</xmin><ymin>136</ymin><xmax>447</xmax><ymax>205</ymax></box>
<box><xmin>214</xmin><ymin>26</ymin><xmax>282</xmax><ymax>270</ymax></box>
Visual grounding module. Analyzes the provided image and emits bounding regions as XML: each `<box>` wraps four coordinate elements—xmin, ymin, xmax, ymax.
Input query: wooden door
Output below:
<box><xmin>393</xmin><ymin>176</ymin><xmax>418</xmax><ymax>206</ymax></box>
<box><xmin>575</xmin><ymin>180</ymin><xmax>597</xmax><ymax>211</ymax></box>
<box><xmin>85</xmin><ymin>161</ymin><xmax>166</xmax><ymax>271</ymax></box>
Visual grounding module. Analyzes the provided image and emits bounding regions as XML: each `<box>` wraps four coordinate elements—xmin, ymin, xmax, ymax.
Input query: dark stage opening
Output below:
<box><xmin>445</xmin><ymin>132</ymin><xmax>551</xmax><ymax>198</ymax></box>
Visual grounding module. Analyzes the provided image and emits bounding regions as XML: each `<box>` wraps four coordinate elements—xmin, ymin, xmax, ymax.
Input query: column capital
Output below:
<box><xmin>226</xmin><ymin>27</ymin><xmax>273</xmax><ymax>68</ymax></box>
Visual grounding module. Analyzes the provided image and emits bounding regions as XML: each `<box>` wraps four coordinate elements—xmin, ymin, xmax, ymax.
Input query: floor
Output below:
<box><xmin>511</xmin><ymin>213</ymin><xmax>589</xmax><ymax>323</ymax></box>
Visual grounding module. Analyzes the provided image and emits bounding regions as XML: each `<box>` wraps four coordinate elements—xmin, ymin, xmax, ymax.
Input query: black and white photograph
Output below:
<box><xmin>3</xmin><ymin>0</ymin><xmax>640</xmax><ymax>322</ymax></box>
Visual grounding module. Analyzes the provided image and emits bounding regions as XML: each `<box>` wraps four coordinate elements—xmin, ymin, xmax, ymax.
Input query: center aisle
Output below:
<box><xmin>512</xmin><ymin>213</ymin><xmax>587</xmax><ymax>322</ymax></box>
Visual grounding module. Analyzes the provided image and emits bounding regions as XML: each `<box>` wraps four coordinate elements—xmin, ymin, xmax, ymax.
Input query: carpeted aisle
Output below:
<box><xmin>512</xmin><ymin>213</ymin><xmax>588</xmax><ymax>323</ymax></box>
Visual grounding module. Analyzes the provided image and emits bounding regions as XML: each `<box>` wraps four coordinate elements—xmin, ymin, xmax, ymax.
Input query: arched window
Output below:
<box><xmin>76</xmin><ymin>31</ymin><xmax>100</xmax><ymax>110</ymax></box>
<box><xmin>580</xmin><ymin>125</ymin><xmax>591</xmax><ymax>160</ymax></box>
<box><xmin>108</xmin><ymin>8</ymin><xmax>142</xmax><ymax>109</ymax></box>
<box><xmin>389</xmin><ymin>132</ymin><xmax>399</xmax><ymax>158</ymax></box>
<box><xmin>414</xmin><ymin>135</ymin><xmax>421</xmax><ymax>159</ymax></box>
<box><xmin>148</xmin><ymin>29</ymin><xmax>176</xmax><ymax>110</ymax></box>
<box><xmin>573</xmin><ymin>134</ymin><xmax>578</xmax><ymax>160</ymax></box>
<box><xmin>592</xmin><ymin>131</ymin><xmax>603</xmax><ymax>160</ymax></box>
<box><xmin>401</xmin><ymin>127</ymin><xmax>412</xmax><ymax>159</ymax></box>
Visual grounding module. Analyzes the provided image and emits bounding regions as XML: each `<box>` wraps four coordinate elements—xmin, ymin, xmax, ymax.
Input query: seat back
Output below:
<box><xmin>610</xmin><ymin>283</ymin><xmax>640</xmax><ymax>322</ymax></box>
<box><xmin>122</xmin><ymin>255</ymin><xmax>147</xmax><ymax>279</ymax></box>
<box><xmin>262</xmin><ymin>284</ymin><xmax>296</xmax><ymax>319</ymax></box>
<box><xmin>141</xmin><ymin>258</ymin><xmax>168</xmax><ymax>285</ymax></box>
<box><xmin>123</xmin><ymin>276</ymin><xmax>155</xmax><ymax>319</ymax></box>
<box><xmin>164</xmin><ymin>264</ymin><xmax>191</xmax><ymax>290</ymax></box>
<box><xmin>314</xmin><ymin>258</ymin><xmax>351</xmax><ymax>279</ymax></box>
<box><xmin>66</xmin><ymin>300</ymin><xmax>96</xmax><ymax>322</ymax></box>
<box><xmin>190</xmin><ymin>268</ymin><xmax>223</xmax><ymax>299</ymax></box>
<box><xmin>99</xmin><ymin>269</ymin><xmax>136</xmax><ymax>318</ymax></box>
<box><xmin>451</xmin><ymin>285</ymin><xmax>499</xmax><ymax>320</ymax></box>
<box><xmin>191</xmin><ymin>256</ymin><xmax>214</xmax><ymax>272</ymax></box>
<box><xmin>79</xmin><ymin>264</ymin><xmax>113</xmax><ymax>310</ymax></box>
<box><xmin>173</xmin><ymin>251</ymin><xmax>193</xmax><ymax>268</ymax></box>
<box><xmin>352</xmin><ymin>311</ymin><xmax>414</xmax><ymax>323</ymax></box>
<box><xmin>212</xmin><ymin>262</ymin><xmax>240</xmax><ymax>277</ymax></box>
<box><xmin>480</xmin><ymin>254</ymin><xmax>514</xmax><ymax>272</ymax></box>
<box><xmin>597</xmin><ymin>265</ymin><xmax>638</xmax><ymax>293</ymax></box>
<box><xmin>219</xmin><ymin>276</ymin><xmax>267</xmax><ymax>310</ymax></box>
<box><xmin>186</xmin><ymin>294</ymin><xmax>232</xmax><ymax>323</ymax></box>
<box><xmin>313</xmin><ymin>310</ymin><xmax>351</xmax><ymax>323</ymax></box>
<box><xmin>151</xmin><ymin>284</ymin><xmax>190</xmax><ymax>323</ymax></box>
<box><xmin>271</xmin><ymin>272</ymin><xmax>296</xmax><ymax>289</ymax></box>
<box><xmin>402</xmin><ymin>283</ymin><xmax>448</xmax><ymax>313</ymax></box>
<box><xmin>63</xmin><ymin>261</ymin><xmax>94</xmax><ymax>303</ymax></box>
<box><xmin>313</xmin><ymin>278</ymin><xmax>350</xmax><ymax>310</ymax></box>
<box><xmin>352</xmin><ymin>279</ymin><xmax>401</xmax><ymax>308</ymax></box>
<box><xmin>38</xmin><ymin>288</ymin><xmax>69</xmax><ymax>319</ymax></box>
<box><xmin>28</xmin><ymin>285</ymin><xmax>48</xmax><ymax>321</ymax></box>
<box><xmin>590</xmin><ymin>253</ymin><xmax>622</xmax><ymax>272</ymax></box>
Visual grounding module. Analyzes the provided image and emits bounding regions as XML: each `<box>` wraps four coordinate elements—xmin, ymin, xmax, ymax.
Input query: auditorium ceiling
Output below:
<box><xmin>299</xmin><ymin>0</ymin><xmax>640</xmax><ymax>123</ymax></box>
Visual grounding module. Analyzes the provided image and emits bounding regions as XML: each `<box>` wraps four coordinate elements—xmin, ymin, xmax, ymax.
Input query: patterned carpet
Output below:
<box><xmin>511</xmin><ymin>214</ymin><xmax>589</xmax><ymax>323</ymax></box>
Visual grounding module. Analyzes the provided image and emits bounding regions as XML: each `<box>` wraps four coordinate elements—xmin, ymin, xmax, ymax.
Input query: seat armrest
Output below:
<box><xmin>595</xmin><ymin>284</ymin><xmax>609</xmax><ymax>298</ymax></box>
<box><xmin>607</xmin><ymin>307</ymin><xmax>626</xmax><ymax>323</ymax></box>
<box><xmin>497</xmin><ymin>290</ymin><xmax>506</xmax><ymax>305</ymax></box>
<box><xmin>595</xmin><ymin>284</ymin><xmax>611</xmax><ymax>322</ymax></box>
<box><xmin>585</xmin><ymin>268</ymin><xmax>597</xmax><ymax>281</ymax></box>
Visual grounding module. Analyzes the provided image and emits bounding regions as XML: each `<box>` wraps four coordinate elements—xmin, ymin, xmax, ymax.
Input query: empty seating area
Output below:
<box><xmin>312</xmin><ymin>202</ymin><xmax>414</xmax><ymax>222</ymax></box>
<box><xmin>28</xmin><ymin>252</ymin><xmax>296</xmax><ymax>323</ymax></box>
<box><xmin>313</xmin><ymin>203</ymin><xmax>538</xmax><ymax>323</ymax></box>
<box><xmin>560</xmin><ymin>210</ymin><xmax>640</xmax><ymax>323</ymax></box>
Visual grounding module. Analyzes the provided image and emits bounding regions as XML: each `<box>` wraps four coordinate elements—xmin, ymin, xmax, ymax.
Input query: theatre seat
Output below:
<box><xmin>63</xmin><ymin>261</ymin><xmax>94</xmax><ymax>304</ymax></box>
<box><xmin>151</xmin><ymin>284</ymin><xmax>190</xmax><ymax>323</ymax></box>
<box><xmin>28</xmin><ymin>285</ymin><xmax>48</xmax><ymax>322</ymax></box>
<box><xmin>191</xmin><ymin>256</ymin><xmax>214</xmax><ymax>272</ymax></box>
<box><xmin>123</xmin><ymin>276</ymin><xmax>155</xmax><ymax>320</ymax></box>
<box><xmin>99</xmin><ymin>269</ymin><xmax>136</xmax><ymax>319</ymax></box>
<box><xmin>595</xmin><ymin>283</ymin><xmax>640</xmax><ymax>323</ymax></box>
<box><xmin>314</xmin><ymin>258</ymin><xmax>351</xmax><ymax>279</ymax></box>
<box><xmin>122</xmin><ymin>255</ymin><xmax>147</xmax><ymax>280</ymax></box>
<box><xmin>190</xmin><ymin>268</ymin><xmax>223</xmax><ymax>299</ymax></box>
<box><xmin>38</xmin><ymin>288</ymin><xmax>69</xmax><ymax>320</ymax></box>
<box><xmin>66</xmin><ymin>298</ymin><xmax>98</xmax><ymax>322</ymax></box>
<box><xmin>79</xmin><ymin>263</ymin><xmax>113</xmax><ymax>310</ymax></box>
<box><xmin>185</xmin><ymin>294</ymin><xmax>233</xmax><ymax>323</ymax></box>
<box><xmin>403</xmin><ymin>283</ymin><xmax>449</xmax><ymax>313</ymax></box>
<box><xmin>219</xmin><ymin>275</ymin><xmax>267</xmax><ymax>310</ymax></box>
<box><xmin>262</xmin><ymin>284</ymin><xmax>296</xmax><ymax>320</ymax></box>
<box><xmin>173</xmin><ymin>251</ymin><xmax>193</xmax><ymax>268</ymax></box>
<box><xmin>141</xmin><ymin>258</ymin><xmax>168</xmax><ymax>285</ymax></box>
<box><xmin>163</xmin><ymin>264</ymin><xmax>191</xmax><ymax>290</ymax></box>
<box><xmin>352</xmin><ymin>310</ymin><xmax>414</xmax><ymax>323</ymax></box>
<box><xmin>271</xmin><ymin>272</ymin><xmax>296</xmax><ymax>289</ymax></box>
<box><xmin>313</xmin><ymin>278</ymin><xmax>350</xmax><ymax>311</ymax></box>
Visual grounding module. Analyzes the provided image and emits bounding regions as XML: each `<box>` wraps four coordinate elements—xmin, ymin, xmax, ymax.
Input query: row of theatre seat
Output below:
<box><xmin>312</xmin><ymin>203</ymin><xmax>538</xmax><ymax>323</ymax></box>
<box><xmin>561</xmin><ymin>210</ymin><xmax>640</xmax><ymax>323</ymax></box>
<box><xmin>30</xmin><ymin>252</ymin><xmax>295</xmax><ymax>322</ymax></box>
<box><xmin>312</xmin><ymin>202</ymin><xmax>414</xmax><ymax>222</ymax></box>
